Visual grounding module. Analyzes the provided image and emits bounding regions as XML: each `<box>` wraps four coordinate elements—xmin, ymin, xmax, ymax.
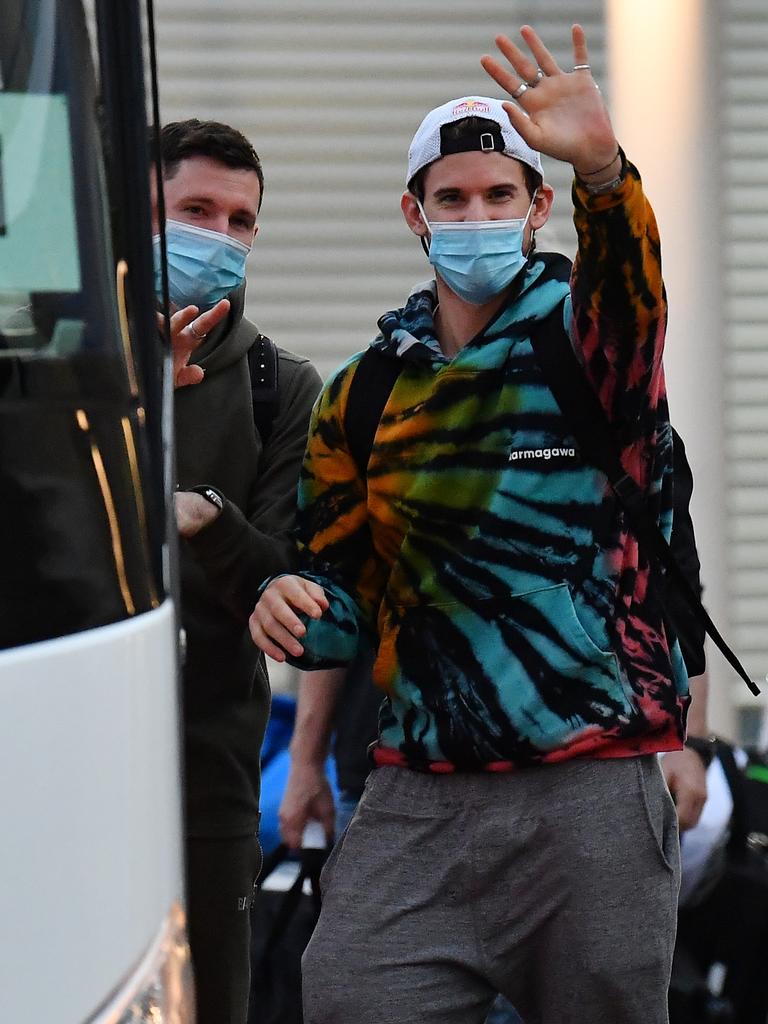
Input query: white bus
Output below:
<box><xmin>0</xmin><ymin>0</ymin><xmax>192</xmax><ymax>1020</ymax></box>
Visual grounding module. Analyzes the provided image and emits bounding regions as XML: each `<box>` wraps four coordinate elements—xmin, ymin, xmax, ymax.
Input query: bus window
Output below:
<box><xmin>0</xmin><ymin>0</ymin><xmax>162</xmax><ymax>649</ymax></box>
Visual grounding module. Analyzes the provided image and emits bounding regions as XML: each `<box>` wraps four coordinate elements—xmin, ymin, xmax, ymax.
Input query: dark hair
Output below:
<box><xmin>157</xmin><ymin>119</ymin><xmax>264</xmax><ymax>211</ymax></box>
<box><xmin>409</xmin><ymin>116</ymin><xmax>541</xmax><ymax>203</ymax></box>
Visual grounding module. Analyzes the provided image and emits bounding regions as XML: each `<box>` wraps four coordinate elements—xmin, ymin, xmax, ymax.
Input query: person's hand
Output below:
<box><xmin>481</xmin><ymin>24</ymin><xmax>619</xmax><ymax>181</ymax></box>
<box><xmin>279</xmin><ymin>762</ymin><xmax>336</xmax><ymax>849</ymax></box>
<box><xmin>662</xmin><ymin>748</ymin><xmax>708</xmax><ymax>831</ymax></box>
<box><xmin>249</xmin><ymin>576</ymin><xmax>329</xmax><ymax>661</ymax></box>
<box><xmin>157</xmin><ymin>299</ymin><xmax>230</xmax><ymax>388</ymax></box>
<box><xmin>174</xmin><ymin>490</ymin><xmax>221</xmax><ymax>538</ymax></box>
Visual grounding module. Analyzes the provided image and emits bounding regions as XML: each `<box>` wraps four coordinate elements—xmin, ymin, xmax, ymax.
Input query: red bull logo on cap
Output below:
<box><xmin>452</xmin><ymin>100</ymin><xmax>491</xmax><ymax>116</ymax></box>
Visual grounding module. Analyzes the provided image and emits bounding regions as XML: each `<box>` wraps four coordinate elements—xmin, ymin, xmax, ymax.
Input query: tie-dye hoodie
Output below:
<box><xmin>288</xmin><ymin>162</ymin><xmax>689</xmax><ymax>771</ymax></box>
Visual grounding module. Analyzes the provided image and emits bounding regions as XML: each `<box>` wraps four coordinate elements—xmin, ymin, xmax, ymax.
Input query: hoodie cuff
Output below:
<box><xmin>185</xmin><ymin>496</ymin><xmax>245</xmax><ymax>559</ymax></box>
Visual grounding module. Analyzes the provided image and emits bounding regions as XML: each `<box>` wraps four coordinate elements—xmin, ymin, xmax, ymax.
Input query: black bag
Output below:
<box><xmin>671</xmin><ymin>742</ymin><xmax>768</xmax><ymax>1024</ymax></box>
<box><xmin>248</xmin><ymin>843</ymin><xmax>327</xmax><ymax>1024</ymax></box>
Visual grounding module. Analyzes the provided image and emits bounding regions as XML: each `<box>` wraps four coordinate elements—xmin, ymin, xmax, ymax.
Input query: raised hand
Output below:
<box><xmin>157</xmin><ymin>298</ymin><xmax>230</xmax><ymax>388</ymax></box>
<box><xmin>481</xmin><ymin>24</ymin><xmax>619</xmax><ymax>180</ymax></box>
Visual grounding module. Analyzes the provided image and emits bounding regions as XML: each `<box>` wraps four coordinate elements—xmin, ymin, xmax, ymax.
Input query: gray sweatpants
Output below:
<box><xmin>303</xmin><ymin>755</ymin><xmax>679</xmax><ymax>1024</ymax></box>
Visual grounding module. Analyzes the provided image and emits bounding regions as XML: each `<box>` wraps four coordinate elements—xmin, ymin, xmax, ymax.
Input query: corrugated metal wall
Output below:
<box><xmin>722</xmin><ymin>0</ymin><xmax>768</xmax><ymax>730</ymax></box>
<box><xmin>152</xmin><ymin>0</ymin><xmax>606</xmax><ymax>376</ymax></box>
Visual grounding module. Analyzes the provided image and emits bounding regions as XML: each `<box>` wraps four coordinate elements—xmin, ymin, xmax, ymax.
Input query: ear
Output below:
<box><xmin>530</xmin><ymin>183</ymin><xmax>554</xmax><ymax>231</ymax></box>
<box><xmin>401</xmin><ymin>191</ymin><xmax>428</xmax><ymax>238</ymax></box>
<box><xmin>252</xmin><ymin>223</ymin><xmax>260</xmax><ymax>241</ymax></box>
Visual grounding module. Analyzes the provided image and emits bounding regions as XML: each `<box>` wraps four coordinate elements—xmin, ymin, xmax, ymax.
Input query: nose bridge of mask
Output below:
<box><xmin>418</xmin><ymin>191</ymin><xmax>537</xmax><ymax>241</ymax></box>
<box><xmin>165</xmin><ymin>218</ymin><xmax>252</xmax><ymax>258</ymax></box>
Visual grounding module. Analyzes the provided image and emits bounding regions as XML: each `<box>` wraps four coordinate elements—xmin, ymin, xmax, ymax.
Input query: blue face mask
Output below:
<box><xmin>153</xmin><ymin>219</ymin><xmax>251</xmax><ymax>310</ymax></box>
<box><xmin>419</xmin><ymin>195</ymin><xmax>536</xmax><ymax>305</ymax></box>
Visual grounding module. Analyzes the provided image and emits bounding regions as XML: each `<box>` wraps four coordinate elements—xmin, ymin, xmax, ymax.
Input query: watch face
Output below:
<box><xmin>202</xmin><ymin>488</ymin><xmax>224</xmax><ymax>509</ymax></box>
<box><xmin>191</xmin><ymin>485</ymin><xmax>224</xmax><ymax>510</ymax></box>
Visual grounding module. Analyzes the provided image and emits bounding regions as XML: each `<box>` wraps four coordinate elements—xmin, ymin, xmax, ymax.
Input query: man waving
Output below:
<box><xmin>251</xmin><ymin>25</ymin><xmax>684</xmax><ymax>1024</ymax></box>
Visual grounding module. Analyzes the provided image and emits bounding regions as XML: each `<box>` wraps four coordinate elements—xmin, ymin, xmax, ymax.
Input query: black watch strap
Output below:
<box><xmin>684</xmin><ymin>735</ymin><xmax>717</xmax><ymax>769</ymax></box>
<box><xmin>187</xmin><ymin>484</ymin><xmax>225</xmax><ymax>511</ymax></box>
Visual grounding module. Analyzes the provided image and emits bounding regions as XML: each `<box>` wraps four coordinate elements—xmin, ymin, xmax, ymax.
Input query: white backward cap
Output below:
<box><xmin>406</xmin><ymin>96</ymin><xmax>543</xmax><ymax>188</ymax></box>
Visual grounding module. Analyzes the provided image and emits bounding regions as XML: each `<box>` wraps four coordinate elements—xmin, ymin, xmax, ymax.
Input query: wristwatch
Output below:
<box><xmin>187</xmin><ymin>484</ymin><xmax>225</xmax><ymax>511</ymax></box>
<box><xmin>684</xmin><ymin>734</ymin><xmax>717</xmax><ymax>769</ymax></box>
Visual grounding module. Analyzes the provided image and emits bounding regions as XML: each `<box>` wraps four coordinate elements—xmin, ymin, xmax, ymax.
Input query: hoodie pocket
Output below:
<box><xmin>526</xmin><ymin>580</ymin><xmax>631</xmax><ymax>685</ymax></box>
<box><xmin>525</xmin><ymin>582</ymin><xmax>617</xmax><ymax>670</ymax></box>
<box><xmin>387</xmin><ymin>582</ymin><xmax>635</xmax><ymax>756</ymax></box>
<box><xmin>493</xmin><ymin>583</ymin><xmax>635</xmax><ymax>729</ymax></box>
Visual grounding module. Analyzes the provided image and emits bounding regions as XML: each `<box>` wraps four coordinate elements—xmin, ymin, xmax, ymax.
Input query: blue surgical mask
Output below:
<box><xmin>153</xmin><ymin>219</ymin><xmax>251</xmax><ymax>310</ymax></box>
<box><xmin>418</xmin><ymin>195</ymin><xmax>536</xmax><ymax>305</ymax></box>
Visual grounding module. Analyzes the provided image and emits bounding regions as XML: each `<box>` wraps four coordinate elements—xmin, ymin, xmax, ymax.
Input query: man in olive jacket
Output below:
<box><xmin>152</xmin><ymin>118</ymin><xmax>322</xmax><ymax>1024</ymax></box>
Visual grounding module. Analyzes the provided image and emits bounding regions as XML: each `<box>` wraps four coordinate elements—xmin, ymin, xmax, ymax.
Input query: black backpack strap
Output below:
<box><xmin>344</xmin><ymin>348</ymin><xmax>404</xmax><ymax>479</ymax></box>
<box><xmin>259</xmin><ymin>864</ymin><xmax>309</xmax><ymax>960</ymax></box>
<box><xmin>667</xmin><ymin>428</ymin><xmax>706</xmax><ymax>677</ymax></box>
<box><xmin>529</xmin><ymin>300</ymin><xmax>759</xmax><ymax>696</ymax></box>
<box><xmin>247</xmin><ymin>333</ymin><xmax>279</xmax><ymax>446</ymax></box>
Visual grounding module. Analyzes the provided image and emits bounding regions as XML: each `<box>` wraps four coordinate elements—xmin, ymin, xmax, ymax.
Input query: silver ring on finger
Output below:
<box><xmin>573</xmin><ymin>63</ymin><xmax>591</xmax><ymax>71</ymax></box>
<box><xmin>511</xmin><ymin>82</ymin><xmax>529</xmax><ymax>99</ymax></box>
<box><xmin>527</xmin><ymin>68</ymin><xmax>545</xmax><ymax>87</ymax></box>
<box><xmin>189</xmin><ymin>323</ymin><xmax>207</xmax><ymax>341</ymax></box>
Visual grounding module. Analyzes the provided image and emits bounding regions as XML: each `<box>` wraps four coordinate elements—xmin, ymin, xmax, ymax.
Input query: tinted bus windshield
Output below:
<box><xmin>0</xmin><ymin>0</ymin><xmax>164</xmax><ymax>649</ymax></box>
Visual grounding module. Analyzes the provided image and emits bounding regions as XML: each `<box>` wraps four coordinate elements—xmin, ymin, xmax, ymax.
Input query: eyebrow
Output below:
<box><xmin>181</xmin><ymin>195</ymin><xmax>256</xmax><ymax>224</ymax></box>
<box><xmin>431</xmin><ymin>182</ymin><xmax>521</xmax><ymax>200</ymax></box>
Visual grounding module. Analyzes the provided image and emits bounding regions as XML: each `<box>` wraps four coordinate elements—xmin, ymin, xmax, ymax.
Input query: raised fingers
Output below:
<box><xmin>493</xmin><ymin>33</ymin><xmax>541</xmax><ymax>89</ymax></box>
<box><xmin>478</xmin><ymin>51</ymin><xmax>544</xmax><ymax>147</ymax></box>
<box><xmin>480</xmin><ymin>52</ymin><xmax>525</xmax><ymax>99</ymax></box>
<box><xmin>166</xmin><ymin>306</ymin><xmax>205</xmax><ymax>387</ymax></box>
<box><xmin>193</xmin><ymin>298</ymin><xmax>230</xmax><ymax>336</ymax></box>
<box><xmin>570</xmin><ymin>24</ymin><xmax>590</xmax><ymax>71</ymax></box>
<box><xmin>169</xmin><ymin>304</ymin><xmax>200</xmax><ymax>336</ymax></box>
<box><xmin>168</xmin><ymin>299</ymin><xmax>229</xmax><ymax>345</ymax></box>
<box><xmin>519</xmin><ymin>25</ymin><xmax>561</xmax><ymax>77</ymax></box>
<box><xmin>480</xmin><ymin>28</ymin><xmax>558</xmax><ymax>115</ymax></box>
<box><xmin>482</xmin><ymin>24</ymin><xmax>592</xmax><ymax>94</ymax></box>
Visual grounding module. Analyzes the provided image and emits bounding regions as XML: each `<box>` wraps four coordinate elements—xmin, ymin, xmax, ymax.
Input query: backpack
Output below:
<box><xmin>247</xmin><ymin>333</ymin><xmax>279</xmax><ymax>445</ymax></box>
<box><xmin>343</xmin><ymin>308</ymin><xmax>754</xmax><ymax>693</ymax></box>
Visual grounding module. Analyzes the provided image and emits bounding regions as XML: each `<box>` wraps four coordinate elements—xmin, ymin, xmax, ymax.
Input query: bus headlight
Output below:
<box><xmin>91</xmin><ymin>902</ymin><xmax>194</xmax><ymax>1023</ymax></box>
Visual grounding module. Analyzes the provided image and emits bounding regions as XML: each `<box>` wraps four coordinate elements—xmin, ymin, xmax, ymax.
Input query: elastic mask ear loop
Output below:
<box><xmin>524</xmin><ymin>190</ymin><xmax>540</xmax><ymax>258</ymax></box>
<box><xmin>416</xmin><ymin>199</ymin><xmax>431</xmax><ymax>258</ymax></box>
